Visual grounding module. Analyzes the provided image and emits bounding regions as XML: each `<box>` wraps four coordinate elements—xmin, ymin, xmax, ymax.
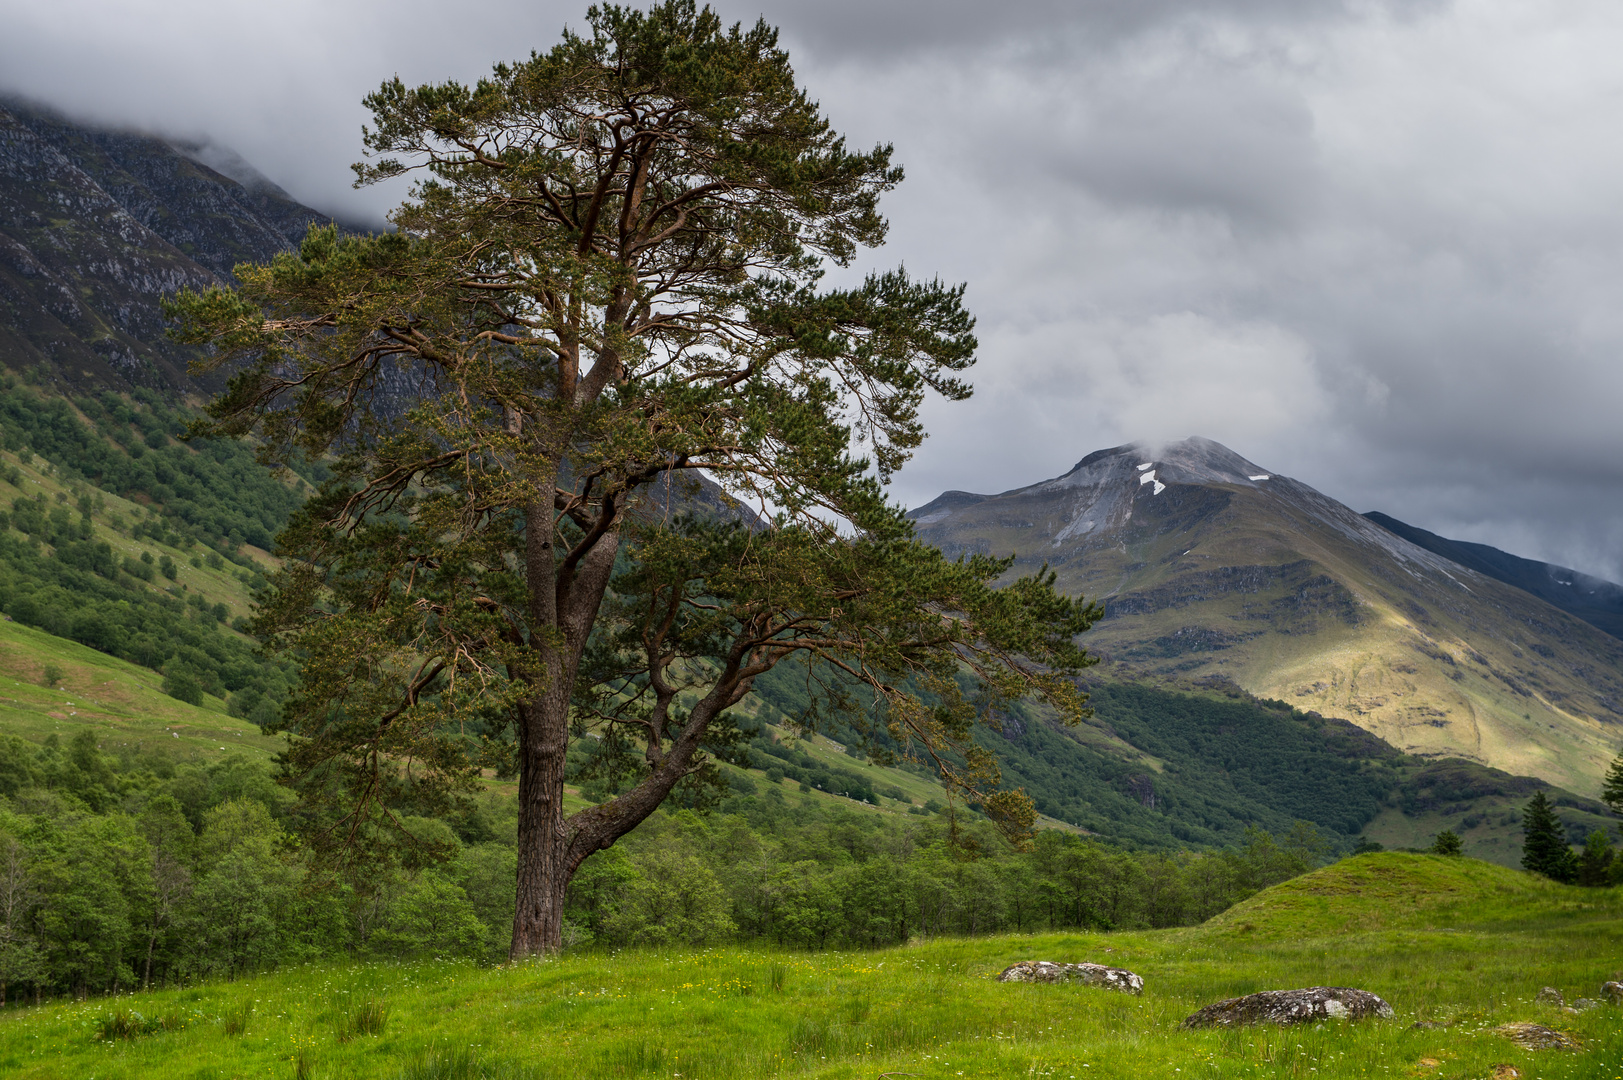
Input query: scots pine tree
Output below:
<box><xmin>1521</xmin><ymin>791</ymin><xmax>1575</xmax><ymax>882</ymax></box>
<box><xmin>168</xmin><ymin>1</ymin><xmax>1099</xmax><ymax>955</ymax></box>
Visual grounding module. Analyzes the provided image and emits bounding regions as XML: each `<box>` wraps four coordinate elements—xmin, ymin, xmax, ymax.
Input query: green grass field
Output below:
<box><xmin>4</xmin><ymin>853</ymin><xmax>1621</xmax><ymax>1079</ymax></box>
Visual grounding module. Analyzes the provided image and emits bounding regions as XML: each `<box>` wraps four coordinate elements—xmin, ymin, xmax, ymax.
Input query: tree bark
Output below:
<box><xmin>510</xmin><ymin>472</ymin><xmax>625</xmax><ymax>957</ymax></box>
<box><xmin>510</xmin><ymin>696</ymin><xmax>572</xmax><ymax>956</ymax></box>
<box><xmin>509</xmin><ymin>610</ymin><xmax>753</xmax><ymax>956</ymax></box>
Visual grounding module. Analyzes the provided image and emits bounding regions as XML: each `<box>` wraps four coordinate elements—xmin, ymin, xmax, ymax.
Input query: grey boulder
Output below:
<box><xmin>1181</xmin><ymin>987</ymin><xmax>1394</xmax><ymax>1028</ymax></box>
<box><xmin>1495</xmin><ymin>1023</ymin><xmax>1579</xmax><ymax>1050</ymax></box>
<box><xmin>996</xmin><ymin>961</ymin><xmax>1143</xmax><ymax>995</ymax></box>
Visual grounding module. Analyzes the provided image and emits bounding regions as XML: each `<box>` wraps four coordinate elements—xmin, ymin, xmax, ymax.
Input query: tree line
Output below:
<box><xmin>0</xmin><ymin>729</ymin><xmax>1326</xmax><ymax>1004</ymax></box>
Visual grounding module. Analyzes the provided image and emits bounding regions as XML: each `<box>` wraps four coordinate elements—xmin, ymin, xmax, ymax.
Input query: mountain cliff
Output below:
<box><xmin>0</xmin><ymin>98</ymin><xmax>333</xmax><ymax>393</ymax></box>
<box><xmin>910</xmin><ymin>437</ymin><xmax>1623</xmax><ymax>795</ymax></box>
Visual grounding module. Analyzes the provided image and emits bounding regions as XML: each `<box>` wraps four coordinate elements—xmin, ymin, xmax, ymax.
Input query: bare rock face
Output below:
<box><xmin>1601</xmin><ymin>981</ymin><xmax>1623</xmax><ymax>1004</ymax></box>
<box><xmin>1181</xmin><ymin>987</ymin><xmax>1394</xmax><ymax>1028</ymax></box>
<box><xmin>1495</xmin><ymin>1023</ymin><xmax>1579</xmax><ymax>1050</ymax></box>
<box><xmin>1535</xmin><ymin>986</ymin><xmax>1564</xmax><ymax>1005</ymax></box>
<box><xmin>996</xmin><ymin>961</ymin><xmax>1143</xmax><ymax>995</ymax></box>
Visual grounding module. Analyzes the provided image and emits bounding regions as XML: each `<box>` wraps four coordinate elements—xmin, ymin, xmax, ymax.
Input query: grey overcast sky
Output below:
<box><xmin>4</xmin><ymin>0</ymin><xmax>1622</xmax><ymax>581</ymax></box>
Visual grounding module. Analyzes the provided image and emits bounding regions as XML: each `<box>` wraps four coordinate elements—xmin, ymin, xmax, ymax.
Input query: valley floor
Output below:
<box><xmin>2</xmin><ymin>854</ymin><xmax>1620</xmax><ymax>1079</ymax></box>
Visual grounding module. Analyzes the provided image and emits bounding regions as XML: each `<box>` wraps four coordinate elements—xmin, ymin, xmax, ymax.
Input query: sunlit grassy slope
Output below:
<box><xmin>0</xmin><ymin>613</ymin><xmax>276</xmax><ymax>761</ymax></box>
<box><xmin>3</xmin><ymin>853</ymin><xmax>1620</xmax><ymax>1079</ymax></box>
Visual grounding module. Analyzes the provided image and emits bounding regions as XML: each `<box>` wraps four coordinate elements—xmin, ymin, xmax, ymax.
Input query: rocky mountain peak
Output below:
<box><xmin>1061</xmin><ymin>436</ymin><xmax>1273</xmax><ymax>489</ymax></box>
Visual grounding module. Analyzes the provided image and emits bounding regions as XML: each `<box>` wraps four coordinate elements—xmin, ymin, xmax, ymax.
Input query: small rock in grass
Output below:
<box><xmin>1180</xmin><ymin>987</ymin><xmax>1393</xmax><ymax>1029</ymax></box>
<box><xmin>1535</xmin><ymin>986</ymin><xmax>1564</xmax><ymax>1006</ymax></box>
<box><xmin>1494</xmin><ymin>1023</ymin><xmax>1579</xmax><ymax>1051</ymax></box>
<box><xmin>996</xmin><ymin>961</ymin><xmax>1143</xmax><ymax>995</ymax></box>
<box><xmin>1411</xmin><ymin>1021</ymin><xmax>1447</xmax><ymax>1030</ymax></box>
<box><xmin>1572</xmin><ymin>998</ymin><xmax>1598</xmax><ymax>1012</ymax></box>
<box><xmin>1602</xmin><ymin>981</ymin><xmax>1623</xmax><ymax>1004</ymax></box>
<box><xmin>1489</xmin><ymin>1065</ymin><xmax>1521</xmax><ymax>1080</ymax></box>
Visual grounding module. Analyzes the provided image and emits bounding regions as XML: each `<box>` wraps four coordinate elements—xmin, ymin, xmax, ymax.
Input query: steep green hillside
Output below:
<box><xmin>0</xmin><ymin>380</ymin><xmax>303</xmax><ymax>724</ymax></box>
<box><xmin>0</xmin><ymin>617</ymin><xmax>277</xmax><ymax>759</ymax></box>
<box><xmin>744</xmin><ymin>657</ymin><xmax>1612</xmax><ymax>865</ymax></box>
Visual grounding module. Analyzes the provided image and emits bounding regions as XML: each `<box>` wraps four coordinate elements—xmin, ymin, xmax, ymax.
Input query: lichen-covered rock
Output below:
<box><xmin>1572</xmin><ymin>999</ymin><xmax>1598</xmax><ymax>1012</ymax></box>
<box><xmin>1602</xmin><ymin>981</ymin><xmax>1623</xmax><ymax>1004</ymax></box>
<box><xmin>996</xmin><ymin>961</ymin><xmax>1143</xmax><ymax>995</ymax></box>
<box><xmin>1535</xmin><ymin>986</ymin><xmax>1564</xmax><ymax>1006</ymax></box>
<box><xmin>1181</xmin><ymin>987</ymin><xmax>1394</xmax><ymax>1028</ymax></box>
<box><xmin>1494</xmin><ymin>1023</ymin><xmax>1579</xmax><ymax>1050</ymax></box>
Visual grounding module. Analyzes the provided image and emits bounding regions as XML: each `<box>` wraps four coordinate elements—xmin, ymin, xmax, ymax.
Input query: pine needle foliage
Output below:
<box><xmin>166</xmin><ymin>1</ymin><xmax>1099</xmax><ymax>955</ymax></box>
<box><xmin>1520</xmin><ymin>790</ymin><xmax>1575</xmax><ymax>882</ymax></box>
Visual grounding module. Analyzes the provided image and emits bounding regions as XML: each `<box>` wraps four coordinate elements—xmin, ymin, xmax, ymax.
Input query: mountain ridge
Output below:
<box><xmin>0</xmin><ymin>96</ymin><xmax>338</xmax><ymax>394</ymax></box>
<box><xmin>1364</xmin><ymin>510</ymin><xmax>1623</xmax><ymax>641</ymax></box>
<box><xmin>909</xmin><ymin>436</ymin><xmax>1623</xmax><ymax>795</ymax></box>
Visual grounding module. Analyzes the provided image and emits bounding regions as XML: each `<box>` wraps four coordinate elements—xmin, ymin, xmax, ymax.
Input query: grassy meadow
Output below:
<box><xmin>3</xmin><ymin>853</ymin><xmax>1622</xmax><ymax>1080</ymax></box>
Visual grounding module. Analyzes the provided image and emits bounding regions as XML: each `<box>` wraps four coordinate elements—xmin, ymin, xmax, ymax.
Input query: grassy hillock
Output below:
<box><xmin>1203</xmin><ymin>850</ymin><xmax>1590</xmax><ymax>936</ymax></box>
<box><xmin>3</xmin><ymin>853</ymin><xmax>1620</xmax><ymax>1079</ymax></box>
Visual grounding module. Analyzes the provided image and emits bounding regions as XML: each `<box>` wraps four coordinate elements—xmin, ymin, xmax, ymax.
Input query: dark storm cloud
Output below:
<box><xmin>2</xmin><ymin>0</ymin><xmax>1621</xmax><ymax>581</ymax></box>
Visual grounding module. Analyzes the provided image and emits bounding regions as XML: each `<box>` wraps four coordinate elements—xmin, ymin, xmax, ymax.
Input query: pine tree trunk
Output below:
<box><xmin>505</xmin><ymin>481</ymin><xmax>748</xmax><ymax>955</ymax></box>
<box><xmin>510</xmin><ymin>692</ymin><xmax>572</xmax><ymax>957</ymax></box>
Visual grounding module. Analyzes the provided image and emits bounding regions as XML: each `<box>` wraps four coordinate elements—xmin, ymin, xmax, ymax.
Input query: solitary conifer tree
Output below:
<box><xmin>1521</xmin><ymin>790</ymin><xmax>1575</xmax><ymax>882</ymax></box>
<box><xmin>1600</xmin><ymin>749</ymin><xmax>1623</xmax><ymax>819</ymax></box>
<box><xmin>168</xmin><ymin>1</ymin><xmax>1099</xmax><ymax>956</ymax></box>
<box><xmin>1429</xmin><ymin>829</ymin><xmax>1462</xmax><ymax>856</ymax></box>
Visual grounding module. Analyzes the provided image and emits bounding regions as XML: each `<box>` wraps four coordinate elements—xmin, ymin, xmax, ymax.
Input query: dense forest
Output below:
<box><xmin>0</xmin><ymin>731</ymin><xmax>1326</xmax><ymax>1002</ymax></box>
